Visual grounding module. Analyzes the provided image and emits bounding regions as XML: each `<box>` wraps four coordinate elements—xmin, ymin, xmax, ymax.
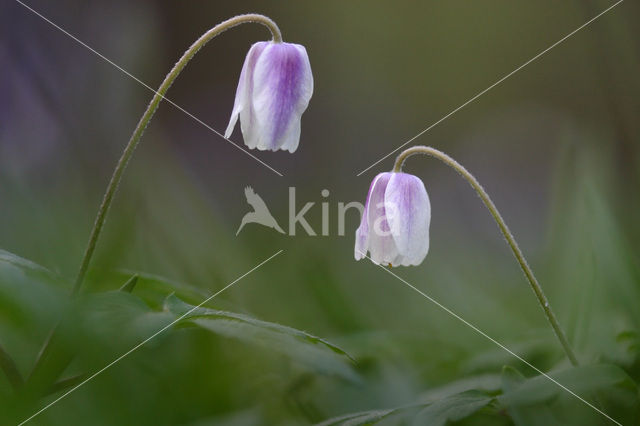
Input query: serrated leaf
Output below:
<box><xmin>317</xmin><ymin>390</ymin><xmax>493</xmax><ymax>426</ymax></box>
<box><xmin>411</xmin><ymin>390</ymin><xmax>493</xmax><ymax>426</ymax></box>
<box><xmin>112</xmin><ymin>270</ymin><xmax>208</xmax><ymax>309</ymax></box>
<box><xmin>119</xmin><ymin>274</ymin><xmax>139</xmax><ymax>293</ymax></box>
<box><xmin>78</xmin><ymin>291</ymin><xmax>174</xmax><ymax>342</ymax></box>
<box><xmin>58</xmin><ymin>291</ymin><xmax>175</xmax><ymax>360</ymax></box>
<box><xmin>164</xmin><ymin>294</ymin><xmax>358</xmax><ymax>382</ymax></box>
<box><xmin>498</xmin><ymin>364</ymin><xmax>636</xmax><ymax>407</ymax></box>
<box><xmin>315</xmin><ymin>408</ymin><xmax>397</xmax><ymax>426</ymax></box>
<box><xmin>418</xmin><ymin>374</ymin><xmax>502</xmax><ymax>403</ymax></box>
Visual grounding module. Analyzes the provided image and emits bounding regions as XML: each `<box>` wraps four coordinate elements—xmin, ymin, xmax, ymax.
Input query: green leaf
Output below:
<box><xmin>501</xmin><ymin>365</ymin><xmax>524</xmax><ymax>391</ymax></box>
<box><xmin>498</xmin><ymin>364</ymin><xmax>636</xmax><ymax>407</ymax></box>
<box><xmin>616</xmin><ymin>330</ymin><xmax>640</xmax><ymax>356</ymax></box>
<box><xmin>119</xmin><ymin>274</ymin><xmax>139</xmax><ymax>293</ymax></box>
<box><xmin>419</xmin><ymin>374</ymin><xmax>502</xmax><ymax>402</ymax></box>
<box><xmin>461</xmin><ymin>339</ymin><xmax>552</xmax><ymax>374</ymax></box>
<box><xmin>0</xmin><ymin>249</ymin><xmax>54</xmax><ymax>275</ymax></box>
<box><xmin>164</xmin><ymin>294</ymin><xmax>359</xmax><ymax>382</ymax></box>
<box><xmin>411</xmin><ymin>390</ymin><xmax>493</xmax><ymax>426</ymax></box>
<box><xmin>501</xmin><ymin>366</ymin><xmax>558</xmax><ymax>426</ymax></box>
<box><xmin>59</xmin><ymin>291</ymin><xmax>175</xmax><ymax>360</ymax></box>
<box><xmin>317</xmin><ymin>390</ymin><xmax>494</xmax><ymax>426</ymax></box>
<box><xmin>79</xmin><ymin>291</ymin><xmax>174</xmax><ymax>342</ymax></box>
<box><xmin>0</xmin><ymin>249</ymin><xmax>67</xmax><ymax>328</ymax></box>
<box><xmin>616</xmin><ymin>330</ymin><xmax>638</xmax><ymax>343</ymax></box>
<box><xmin>112</xmin><ymin>270</ymin><xmax>208</xmax><ymax>309</ymax></box>
<box><xmin>47</xmin><ymin>373</ymin><xmax>85</xmax><ymax>397</ymax></box>
<box><xmin>315</xmin><ymin>408</ymin><xmax>397</xmax><ymax>426</ymax></box>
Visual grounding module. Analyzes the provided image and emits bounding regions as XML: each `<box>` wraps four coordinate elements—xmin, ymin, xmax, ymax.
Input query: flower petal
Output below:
<box><xmin>385</xmin><ymin>172</ymin><xmax>431</xmax><ymax>266</ymax></box>
<box><xmin>251</xmin><ymin>43</ymin><xmax>313</xmax><ymax>152</ymax></box>
<box><xmin>278</xmin><ymin>117</ymin><xmax>301</xmax><ymax>153</ymax></box>
<box><xmin>366</xmin><ymin>173</ymin><xmax>399</xmax><ymax>264</ymax></box>
<box><xmin>354</xmin><ymin>225</ymin><xmax>368</xmax><ymax>260</ymax></box>
<box><xmin>355</xmin><ymin>172</ymin><xmax>383</xmax><ymax>260</ymax></box>
<box><xmin>225</xmin><ymin>42</ymin><xmax>268</xmax><ymax>142</ymax></box>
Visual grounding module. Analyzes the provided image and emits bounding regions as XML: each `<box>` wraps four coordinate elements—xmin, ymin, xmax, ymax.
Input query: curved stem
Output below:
<box><xmin>393</xmin><ymin>146</ymin><xmax>579</xmax><ymax>366</ymax></box>
<box><xmin>72</xmin><ymin>14</ymin><xmax>281</xmax><ymax>296</ymax></box>
<box><xmin>28</xmin><ymin>14</ymin><xmax>282</xmax><ymax>391</ymax></box>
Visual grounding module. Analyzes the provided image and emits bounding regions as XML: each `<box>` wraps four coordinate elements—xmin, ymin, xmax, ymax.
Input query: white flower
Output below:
<box><xmin>355</xmin><ymin>172</ymin><xmax>431</xmax><ymax>266</ymax></box>
<box><xmin>225</xmin><ymin>41</ymin><xmax>313</xmax><ymax>153</ymax></box>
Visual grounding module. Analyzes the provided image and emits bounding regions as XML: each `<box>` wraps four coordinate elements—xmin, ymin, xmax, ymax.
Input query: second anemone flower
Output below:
<box><xmin>355</xmin><ymin>172</ymin><xmax>431</xmax><ymax>267</ymax></box>
<box><xmin>225</xmin><ymin>41</ymin><xmax>313</xmax><ymax>153</ymax></box>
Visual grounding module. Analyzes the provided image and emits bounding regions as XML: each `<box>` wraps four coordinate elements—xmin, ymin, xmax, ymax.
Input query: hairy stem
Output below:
<box><xmin>29</xmin><ymin>13</ymin><xmax>282</xmax><ymax>389</ymax></box>
<box><xmin>393</xmin><ymin>146</ymin><xmax>579</xmax><ymax>366</ymax></box>
<box><xmin>73</xmin><ymin>13</ymin><xmax>281</xmax><ymax>295</ymax></box>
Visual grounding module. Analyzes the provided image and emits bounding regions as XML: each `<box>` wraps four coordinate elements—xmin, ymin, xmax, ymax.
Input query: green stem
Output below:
<box><xmin>73</xmin><ymin>13</ymin><xmax>282</xmax><ymax>295</ymax></box>
<box><xmin>393</xmin><ymin>146</ymin><xmax>579</xmax><ymax>366</ymax></box>
<box><xmin>28</xmin><ymin>13</ymin><xmax>282</xmax><ymax>389</ymax></box>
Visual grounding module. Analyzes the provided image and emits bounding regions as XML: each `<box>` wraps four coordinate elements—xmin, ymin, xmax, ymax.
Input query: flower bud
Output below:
<box><xmin>225</xmin><ymin>41</ymin><xmax>313</xmax><ymax>153</ymax></box>
<box><xmin>355</xmin><ymin>172</ymin><xmax>431</xmax><ymax>266</ymax></box>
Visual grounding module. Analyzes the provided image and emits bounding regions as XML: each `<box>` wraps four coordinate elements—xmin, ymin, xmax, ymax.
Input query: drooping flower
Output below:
<box><xmin>225</xmin><ymin>41</ymin><xmax>313</xmax><ymax>153</ymax></box>
<box><xmin>355</xmin><ymin>172</ymin><xmax>431</xmax><ymax>267</ymax></box>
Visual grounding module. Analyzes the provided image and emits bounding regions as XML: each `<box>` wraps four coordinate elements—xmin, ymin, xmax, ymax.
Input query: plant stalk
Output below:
<box><xmin>29</xmin><ymin>13</ymin><xmax>282</xmax><ymax>389</ymax></box>
<box><xmin>393</xmin><ymin>145</ymin><xmax>579</xmax><ymax>366</ymax></box>
<box><xmin>73</xmin><ymin>13</ymin><xmax>281</xmax><ymax>295</ymax></box>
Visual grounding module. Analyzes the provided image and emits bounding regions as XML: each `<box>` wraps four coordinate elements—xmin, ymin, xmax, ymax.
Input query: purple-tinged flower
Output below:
<box><xmin>225</xmin><ymin>41</ymin><xmax>313</xmax><ymax>153</ymax></box>
<box><xmin>355</xmin><ymin>172</ymin><xmax>431</xmax><ymax>267</ymax></box>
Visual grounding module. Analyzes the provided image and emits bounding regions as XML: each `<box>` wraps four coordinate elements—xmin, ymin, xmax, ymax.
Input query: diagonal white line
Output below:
<box><xmin>356</xmin><ymin>0</ymin><xmax>624</xmax><ymax>177</ymax></box>
<box><xmin>359</xmin><ymin>253</ymin><xmax>621</xmax><ymax>425</ymax></box>
<box><xmin>18</xmin><ymin>250</ymin><xmax>284</xmax><ymax>426</ymax></box>
<box><xmin>14</xmin><ymin>0</ymin><xmax>284</xmax><ymax>177</ymax></box>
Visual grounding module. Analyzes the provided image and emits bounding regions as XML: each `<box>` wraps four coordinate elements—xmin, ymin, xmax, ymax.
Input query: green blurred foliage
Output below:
<box><xmin>1</xmin><ymin>0</ymin><xmax>639</xmax><ymax>425</ymax></box>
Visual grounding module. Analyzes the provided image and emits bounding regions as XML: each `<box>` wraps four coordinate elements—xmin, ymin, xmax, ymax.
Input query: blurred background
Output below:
<box><xmin>1</xmin><ymin>0</ymin><xmax>639</xmax><ymax>424</ymax></box>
